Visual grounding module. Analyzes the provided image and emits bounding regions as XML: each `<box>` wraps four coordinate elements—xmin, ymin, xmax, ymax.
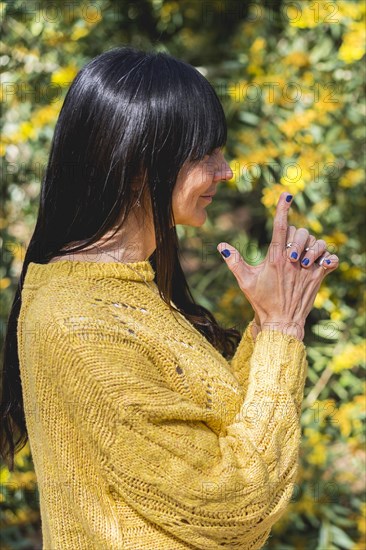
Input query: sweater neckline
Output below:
<box><xmin>25</xmin><ymin>259</ymin><xmax>156</xmax><ymax>285</ymax></box>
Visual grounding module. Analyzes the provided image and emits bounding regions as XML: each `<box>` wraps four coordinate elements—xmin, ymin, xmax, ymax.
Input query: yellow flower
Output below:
<box><xmin>338</xmin><ymin>2</ymin><xmax>366</xmax><ymax>21</ymax></box>
<box><xmin>288</xmin><ymin>3</ymin><xmax>323</xmax><ymax>28</ymax></box>
<box><xmin>51</xmin><ymin>65</ymin><xmax>78</xmax><ymax>86</ymax></box>
<box><xmin>238</xmin><ymin>146</ymin><xmax>279</xmax><ymax>167</ymax></box>
<box><xmin>279</xmin><ymin>175</ymin><xmax>306</xmax><ymax>193</ymax></box>
<box><xmin>340</xmin><ymin>261</ymin><xmax>349</xmax><ymax>272</ymax></box>
<box><xmin>279</xmin><ymin>111</ymin><xmax>317</xmax><ymax>138</ymax></box>
<box><xmin>342</xmin><ymin>266</ymin><xmax>364</xmax><ymax>281</ymax></box>
<box><xmin>227</xmin><ymin>159</ymin><xmax>242</xmax><ymax>188</ymax></box>
<box><xmin>357</xmin><ymin>502</ymin><xmax>366</xmax><ymax>534</ymax></box>
<box><xmin>337</xmin><ymin>399</ymin><xmax>365</xmax><ymax>438</ymax></box>
<box><xmin>261</xmin><ymin>184</ymin><xmax>289</xmax><ymax>208</ymax></box>
<box><xmin>339</xmin><ymin>168</ymin><xmax>365</xmax><ymax>188</ymax></box>
<box><xmin>314</xmin><ymin>286</ymin><xmax>331</xmax><ymax>309</ymax></box>
<box><xmin>70</xmin><ymin>26</ymin><xmax>90</xmax><ymax>41</ymax></box>
<box><xmin>288</xmin><ymin>0</ymin><xmax>357</xmax><ymax>29</ymax></box>
<box><xmin>330</xmin><ymin>308</ymin><xmax>345</xmax><ymax>321</ymax></box>
<box><xmin>304</xmin><ymin>427</ymin><xmax>331</xmax><ymax>466</ymax></box>
<box><xmin>339</xmin><ymin>21</ymin><xmax>366</xmax><ymax>64</ymax></box>
<box><xmin>329</xmin><ymin>341</ymin><xmax>366</xmax><ymax>373</ymax></box>
<box><xmin>297</xmin><ymin>133</ymin><xmax>314</xmax><ymax>144</ymax></box>
<box><xmin>308</xmin><ymin>218</ymin><xmax>323</xmax><ymax>234</ymax></box>
<box><xmin>323</xmin><ymin>230</ymin><xmax>347</xmax><ymax>248</ymax></box>
<box><xmin>75</xmin><ymin>3</ymin><xmax>103</xmax><ymax>26</ymax></box>
<box><xmin>313</xmin><ymin>86</ymin><xmax>340</xmax><ymax>115</ymax></box>
<box><xmin>283</xmin><ymin>51</ymin><xmax>310</xmax><ymax>68</ymax></box>
<box><xmin>311</xmin><ymin>199</ymin><xmax>330</xmax><ymax>216</ymax></box>
<box><xmin>32</xmin><ymin>107</ymin><xmax>52</xmax><ymax>127</ymax></box>
<box><xmin>247</xmin><ymin>64</ymin><xmax>265</xmax><ymax>77</ymax></box>
<box><xmin>31</xmin><ymin>104</ymin><xmax>61</xmax><ymax>128</ymax></box>
<box><xmin>281</xmin><ymin>141</ymin><xmax>301</xmax><ymax>157</ymax></box>
<box><xmin>302</xmin><ymin>71</ymin><xmax>315</xmax><ymax>85</ymax></box>
<box><xmin>42</xmin><ymin>28</ymin><xmax>65</xmax><ymax>47</ymax></box>
<box><xmin>160</xmin><ymin>1</ymin><xmax>179</xmax><ymax>22</ymax></box>
<box><xmin>19</xmin><ymin>121</ymin><xmax>36</xmax><ymax>140</ymax></box>
<box><xmin>293</xmin><ymin>493</ymin><xmax>317</xmax><ymax>515</ymax></box>
<box><xmin>0</xmin><ymin>277</ymin><xmax>11</xmax><ymax>290</ymax></box>
<box><xmin>10</xmin><ymin>470</ymin><xmax>37</xmax><ymax>490</ymax></box>
<box><xmin>250</xmin><ymin>37</ymin><xmax>266</xmax><ymax>54</ymax></box>
<box><xmin>312</xmin><ymin>198</ymin><xmax>331</xmax><ymax>215</ymax></box>
<box><xmin>218</xmin><ymin>287</ymin><xmax>242</xmax><ymax>310</ymax></box>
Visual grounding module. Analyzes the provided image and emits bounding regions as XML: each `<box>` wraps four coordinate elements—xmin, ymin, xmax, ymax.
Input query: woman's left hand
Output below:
<box><xmin>250</xmin><ymin>224</ymin><xmax>333</xmax><ymax>342</ymax></box>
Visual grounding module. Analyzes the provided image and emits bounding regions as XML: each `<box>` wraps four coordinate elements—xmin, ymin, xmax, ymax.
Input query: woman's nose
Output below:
<box><xmin>214</xmin><ymin>159</ymin><xmax>233</xmax><ymax>182</ymax></box>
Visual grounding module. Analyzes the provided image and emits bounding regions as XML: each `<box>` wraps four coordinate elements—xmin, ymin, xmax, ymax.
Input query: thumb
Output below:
<box><xmin>216</xmin><ymin>242</ymin><xmax>250</xmax><ymax>280</ymax></box>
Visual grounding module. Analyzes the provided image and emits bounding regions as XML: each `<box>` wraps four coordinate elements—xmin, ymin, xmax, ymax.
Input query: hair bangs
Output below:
<box><xmin>186</xmin><ymin>78</ymin><xmax>227</xmax><ymax>162</ymax></box>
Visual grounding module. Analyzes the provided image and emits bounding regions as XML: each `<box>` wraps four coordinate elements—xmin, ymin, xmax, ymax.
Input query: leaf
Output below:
<box><xmin>311</xmin><ymin>322</ymin><xmax>340</xmax><ymax>341</ymax></box>
<box><xmin>309</xmin><ymin>38</ymin><xmax>334</xmax><ymax>64</ymax></box>
<box><xmin>317</xmin><ymin>519</ymin><xmax>331</xmax><ymax>550</ymax></box>
<box><xmin>329</xmin><ymin>525</ymin><xmax>356</xmax><ymax>549</ymax></box>
<box><xmin>238</xmin><ymin>112</ymin><xmax>260</xmax><ymax>126</ymax></box>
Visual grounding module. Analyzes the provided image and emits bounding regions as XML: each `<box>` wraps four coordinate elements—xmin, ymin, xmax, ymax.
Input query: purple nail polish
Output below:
<box><xmin>291</xmin><ymin>251</ymin><xmax>298</xmax><ymax>259</ymax></box>
<box><xmin>325</xmin><ymin>259</ymin><xmax>331</xmax><ymax>264</ymax></box>
<box><xmin>286</xmin><ymin>194</ymin><xmax>293</xmax><ymax>203</ymax></box>
<box><xmin>302</xmin><ymin>258</ymin><xmax>309</xmax><ymax>266</ymax></box>
<box><xmin>221</xmin><ymin>249</ymin><xmax>231</xmax><ymax>258</ymax></box>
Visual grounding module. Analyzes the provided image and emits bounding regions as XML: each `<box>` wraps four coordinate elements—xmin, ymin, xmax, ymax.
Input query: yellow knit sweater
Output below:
<box><xmin>17</xmin><ymin>259</ymin><xmax>308</xmax><ymax>550</ymax></box>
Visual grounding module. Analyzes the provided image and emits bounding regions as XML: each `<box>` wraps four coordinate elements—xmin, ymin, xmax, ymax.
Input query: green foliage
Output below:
<box><xmin>1</xmin><ymin>1</ymin><xmax>365</xmax><ymax>548</ymax></box>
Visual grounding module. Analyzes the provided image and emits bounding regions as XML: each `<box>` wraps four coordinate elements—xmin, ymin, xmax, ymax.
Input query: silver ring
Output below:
<box><xmin>285</xmin><ymin>242</ymin><xmax>293</xmax><ymax>248</ymax></box>
<box><xmin>305</xmin><ymin>247</ymin><xmax>310</xmax><ymax>251</ymax></box>
<box><xmin>318</xmin><ymin>256</ymin><xmax>328</xmax><ymax>270</ymax></box>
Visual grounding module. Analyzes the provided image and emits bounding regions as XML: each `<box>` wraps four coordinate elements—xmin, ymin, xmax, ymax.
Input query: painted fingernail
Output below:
<box><xmin>221</xmin><ymin>249</ymin><xmax>231</xmax><ymax>258</ymax></box>
<box><xmin>286</xmin><ymin>194</ymin><xmax>293</xmax><ymax>203</ymax></box>
<box><xmin>325</xmin><ymin>259</ymin><xmax>331</xmax><ymax>264</ymax></box>
<box><xmin>291</xmin><ymin>251</ymin><xmax>298</xmax><ymax>259</ymax></box>
<box><xmin>302</xmin><ymin>258</ymin><xmax>310</xmax><ymax>266</ymax></box>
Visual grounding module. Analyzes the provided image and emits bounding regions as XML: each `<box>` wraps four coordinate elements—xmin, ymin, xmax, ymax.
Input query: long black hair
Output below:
<box><xmin>1</xmin><ymin>45</ymin><xmax>241</xmax><ymax>471</ymax></box>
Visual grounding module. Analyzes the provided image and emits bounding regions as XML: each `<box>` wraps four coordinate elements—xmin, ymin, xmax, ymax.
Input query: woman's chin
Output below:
<box><xmin>175</xmin><ymin>207</ymin><xmax>208</xmax><ymax>227</ymax></box>
<box><xmin>189</xmin><ymin>210</ymin><xmax>208</xmax><ymax>227</ymax></box>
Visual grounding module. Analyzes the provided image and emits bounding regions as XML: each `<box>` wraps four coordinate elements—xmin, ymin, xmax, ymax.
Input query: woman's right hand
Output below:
<box><xmin>217</xmin><ymin>192</ymin><xmax>339</xmax><ymax>341</ymax></box>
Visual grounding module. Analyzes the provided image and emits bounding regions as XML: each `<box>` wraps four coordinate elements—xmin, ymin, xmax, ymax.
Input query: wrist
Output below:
<box><xmin>260</xmin><ymin>319</ymin><xmax>305</xmax><ymax>341</ymax></box>
<box><xmin>251</xmin><ymin>317</ymin><xmax>261</xmax><ymax>342</ymax></box>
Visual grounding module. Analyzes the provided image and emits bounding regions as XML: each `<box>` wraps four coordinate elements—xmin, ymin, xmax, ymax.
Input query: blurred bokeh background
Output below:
<box><xmin>1</xmin><ymin>1</ymin><xmax>365</xmax><ymax>548</ymax></box>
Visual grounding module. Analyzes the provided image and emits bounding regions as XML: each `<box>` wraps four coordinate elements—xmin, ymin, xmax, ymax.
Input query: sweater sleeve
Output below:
<box><xmin>49</xmin><ymin>323</ymin><xmax>308</xmax><ymax>550</ymax></box>
<box><xmin>227</xmin><ymin>319</ymin><xmax>256</xmax><ymax>394</ymax></box>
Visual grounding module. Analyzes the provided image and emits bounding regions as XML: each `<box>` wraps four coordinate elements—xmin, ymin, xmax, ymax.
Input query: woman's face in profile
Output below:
<box><xmin>172</xmin><ymin>149</ymin><xmax>233</xmax><ymax>227</ymax></box>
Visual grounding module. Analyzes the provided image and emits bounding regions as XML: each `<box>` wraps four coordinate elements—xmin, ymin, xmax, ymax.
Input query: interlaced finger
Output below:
<box><xmin>300</xmin><ymin>239</ymin><xmax>327</xmax><ymax>268</ymax></box>
<box><xmin>286</xmin><ymin>228</ymin><xmax>309</xmax><ymax>262</ymax></box>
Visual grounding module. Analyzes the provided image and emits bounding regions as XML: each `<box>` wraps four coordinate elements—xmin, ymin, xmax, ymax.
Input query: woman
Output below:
<box><xmin>1</xmin><ymin>46</ymin><xmax>338</xmax><ymax>549</ymax></box>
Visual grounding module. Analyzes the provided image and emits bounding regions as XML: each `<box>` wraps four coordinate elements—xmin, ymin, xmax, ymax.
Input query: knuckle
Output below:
<box><xmin>310</xmin><ymin>241</ymin><xmax>327</xmax><ymax>255</ymax></box>
<box><xmin>274</xmin><ymin>219</ymin><xmax>287</xmax><ymax>232</ymax></box>
<box><xmin>298</xmin><ymin>227</ymin><xmax>309</xmax><ymax>237</ymax></box>
<box><xmin>307</xmin><ymin>237</ymin><xmax>317</xmax><ymax>247</ymax></box>
<box><xmin>305</xmin><ymin>246</ymin><xmax>316</xmax><ymax>257</ymax></box>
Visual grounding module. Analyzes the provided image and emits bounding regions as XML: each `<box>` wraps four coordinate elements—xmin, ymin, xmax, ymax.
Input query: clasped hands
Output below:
<box><xmin>217</xmin><ymin>192</ymin><xmax>339</xmax><ymax>342</ymax></box>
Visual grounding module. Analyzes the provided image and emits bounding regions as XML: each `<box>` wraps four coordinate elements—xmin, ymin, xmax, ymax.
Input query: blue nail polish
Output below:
<box><xmin>291</xmin><ymin>251</ymin><xmax>298</xmax><ymax>259</ymax></box>
<box><xmin>221</xmin><ymin>249</ymin><xmax>231</xmax><ymax>258</ymax></box>
<box><xmin>325</xmin><ymin>259</ymin><xmax>331</xmax><ymax>264</ymax></box>
<box><xmin>302</xmin><ymin>258</ymin><xmax>310</xmax><ymax>266</ymax></box>
<box><xmin>286</xmin><ymin>194</ymin><xmax>293</xmax><ymax>203</ymax></box>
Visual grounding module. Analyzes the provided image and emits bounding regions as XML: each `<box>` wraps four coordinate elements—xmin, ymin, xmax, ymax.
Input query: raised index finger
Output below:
<box><xmin>270</xmin><ymin>191</ymin><xmax>293</xmax><ymax>250</ymax></box>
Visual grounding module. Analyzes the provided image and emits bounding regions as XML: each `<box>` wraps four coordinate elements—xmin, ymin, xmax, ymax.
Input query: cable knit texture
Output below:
<box><xmin>17</xmin><ymin>259</ymin><xmax>308</xmax><ymax>550</ymax></box>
